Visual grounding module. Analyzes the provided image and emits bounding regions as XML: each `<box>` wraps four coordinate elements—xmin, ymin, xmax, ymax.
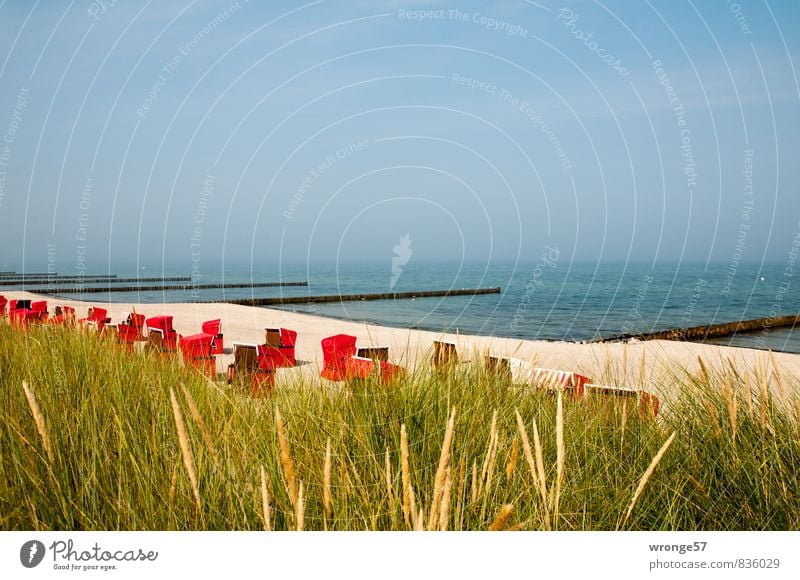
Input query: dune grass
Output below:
<box><xmin>1</xmin><ymin>320</ymin><xmax>799</xmax><ymax>530</ymax></box>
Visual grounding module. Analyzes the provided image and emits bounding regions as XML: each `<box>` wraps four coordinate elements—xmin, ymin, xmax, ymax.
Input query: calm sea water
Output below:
<box><xmin>13</xmin><ymin>260</ymin><xmax>800</xmax><ymax>354</ymax></box>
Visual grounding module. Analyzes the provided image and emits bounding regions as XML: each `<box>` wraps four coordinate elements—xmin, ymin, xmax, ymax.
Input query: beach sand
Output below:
<box><xmin>4</xmin><ymin>290</ymin><xmax>799</xmax><ymax>393</ymax></box>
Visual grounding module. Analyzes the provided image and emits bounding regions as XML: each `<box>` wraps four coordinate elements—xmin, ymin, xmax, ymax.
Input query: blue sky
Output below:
<box><xmin>0</xmin><ymin>0</ymin><xmax>798</xmax><ymax>272</ymax></box>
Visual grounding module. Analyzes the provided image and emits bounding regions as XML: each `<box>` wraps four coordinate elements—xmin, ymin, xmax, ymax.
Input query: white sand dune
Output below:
<box><xmin>4</xmin><ymin>291</ymin><xmax>799</xmax><ymax>391</ymax></box>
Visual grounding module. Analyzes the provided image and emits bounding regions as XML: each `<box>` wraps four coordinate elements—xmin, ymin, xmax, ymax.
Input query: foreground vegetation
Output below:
<box><xmin>1</xmin><ymin>321</ymin><xmax>799</xmax><ymax>530</ymax></box>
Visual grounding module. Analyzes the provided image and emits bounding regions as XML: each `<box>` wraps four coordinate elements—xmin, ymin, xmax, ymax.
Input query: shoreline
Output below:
<box><xmin>4</xmin><ymin>290</ymin><xmax>800</xmax><ymax>386</ymax></box>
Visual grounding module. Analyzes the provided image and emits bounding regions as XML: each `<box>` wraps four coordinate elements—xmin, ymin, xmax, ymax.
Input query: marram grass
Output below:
<box><xmin>1</xmin><ymin>321</ymin><xmax>799</xmax><ymax>531</ymax></box>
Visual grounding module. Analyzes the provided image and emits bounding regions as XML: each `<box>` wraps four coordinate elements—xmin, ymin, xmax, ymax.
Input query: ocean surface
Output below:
<box><xmin>7</xmin><ymin>260</ymin><xmax>799</xmax><ymax>354</ymax></box>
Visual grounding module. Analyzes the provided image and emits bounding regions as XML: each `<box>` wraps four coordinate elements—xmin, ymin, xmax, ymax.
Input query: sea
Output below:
<box><xmin>6</xmin><ymin>260</ymin><xmax>799</xmax><ymax>354</ymax></box>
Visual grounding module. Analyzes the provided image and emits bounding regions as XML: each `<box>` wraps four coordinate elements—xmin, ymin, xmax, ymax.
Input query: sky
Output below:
<box><xmin>0</xmin><ymin>0</ymin><xmax>798</xmax><ymax>272</ymax></box>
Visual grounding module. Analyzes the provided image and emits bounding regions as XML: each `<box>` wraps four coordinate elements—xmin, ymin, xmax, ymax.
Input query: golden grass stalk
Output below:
<box><xmin>769</xmin><ymin>351</ymin><xmax>788</xmax><ymax>409</ymax></box>
<box><xmin>275</xmin><ymin>407</ymin><xmax>298</xmax><ymax>508</ymax></box>
<box><xmin>554</xmin><ymin>389</ymin><xmax>564</xmax><ymax>528</ymax></box>
<box><xmin>384</xmin><ymin>446</ymin><xmax>395</xmax><ymax>519</ymax></box>
<box><xmin>506</xmin><ymin>437</ymin><xmax>519</xmax><ymax>479</ymax></box>
<box><xmin>455</xmin><ymin>459</ymin><xmax>466</xmax><ymax>528</ymax></box>
<box><xmin>743</xmin><ymin>370</ymin><xmax>754</xmax><ymax>418</ymax></box>
<box><xmin>620</xmin><ymin>399</ymin><xmax>628</xmax><ymax>448</ymax></box>
<box><xmin>758</xmin><ymin>367</ymin><xmax>769</xmax><ymax>429</ymax></box>
<box><xmin>438</xmin><ymin>466</ymin><xmax>452</xmax><ymax>531</ymax></box>
<box><xmin>414</xmin><ymin>508</ymin><xmax>424</xmax><ymax>531</ymax></box>
<box><xmin>179</xmin><ymin>383</ymin><xmax>220</xmax><ymax>470</ymax></box>
<box><xmin>489</xmin><ymin>504</ymin><xmax>514</xmax><ymax>531</ymax></box>
<box><xmin>169</xmin><ymin>387</ymin><xmax>201</xmax><ymax>511</ymax></box>
<box><xmin>471</xmin><ymin>461</ymin><xmax>478</xmax><ymax>503</ymax></box>
<box><xmin>400</xmin><ymin>424</ymin><xmax>412</xmax><ymax>527</ymax></box>
<box><xmin>480</xmin><ymin>411</ymin><xmax>498</xmax><ymax>485</ymax></box>
<box><xmin>515</xmin><ymin>409</ymin><xmax>542</xmax><ymax>494</ymax></box>
<box><xmin>623</xmin><ymin>431</ymin><xmax>676</xmax><ymax>527</ymax></box>
<box><xmin>427</xmin><ymin>408</ymin><xmax>456</xmax><ymax>530</ymax></box>
<box><xmin>531</xmin><ymin>417</ymin><xmax>550</xmax><ymax>530</ymax></box>
<box><xmin>296</xmin><ymin>481</ymin><xmax>305</xmax><ymax>531</ymax></box>
<box><xmin>323</xmin><ymin>439</ymin><xmax>332</xmax><ymax>522</ymax></box>
<box><xmin>260</xmin><ymin>465</ymin><xmax>272</xmax><ymax>531</ymax></box>
<box><xmin>723</xmin><ymin>379</ymin><xmax>738</xmax><ymax>442</ymax></box>
<box><xmin>21</xmin><ymin>381</ymin><xmax>53</xmax><ymax>464</ymax></box>
<box><xmin>168</xmin><ymin>463</ymin><xmax>178</xmax><ymax>508</ymax></box>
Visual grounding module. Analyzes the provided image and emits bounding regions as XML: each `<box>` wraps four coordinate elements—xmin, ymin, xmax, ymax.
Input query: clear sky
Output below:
<box><xmin>0</xmin><ymin>0</ymin><xmax>798</xmax><ymax>272</ymax></box>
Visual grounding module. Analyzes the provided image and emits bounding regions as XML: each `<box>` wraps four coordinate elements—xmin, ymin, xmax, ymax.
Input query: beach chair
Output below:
<box><xmin>49</xmin><ymin>305</ymin><xmax>76</xmax><ymax>325</ymax></box>
<box><xmin>79</xmin><ymin>306</ymin><xmax>111</xmax><ymax>332</ymax></box>
<box><xmin>484</xmin><ymin>355</ymin><xmax>513</xmax><ymax>382</ymax></box>
<box><xmin>30</xmin><ymin>301</ymin><xmax>48</xmax><ymax>322</ymax></box>
<box><xmin>116</xmin><ymin>312</ymin><xmax>146</xmax><ymax>349</ymax></box>
<box><xmin>9</xmin><ymin>300</ymin><xmax>42</xmax><ymax>327</ymax></box>
<box><xmin>585</xmin><ymin>384</ymin><xmax>660</xmax><ymax>417</ymax></box>
<box><xmin>146</xmin><ymin>315</ymin><xmax>178</xmax><ymax>352</ymax></box>
<box><xmin>202</xmin><ymin>319</ymin><xmax>224</xmax><ymax>355</ymax></box>
<box><xmin>264</xmin><ymin>327</ymin><xmax>298</xmax><ymax>367</ymax></box>
<box><xmin>432</xmin><ymin>340</ymin><xmax>458</xmax><ymax>369</ymax></box>
<box><xmin>510</xmin><ymin>360</ymin><xmax>591</xmax><ymax>398</ymax></box>
<box><xmin>0</xmin><ymin>295</ymin><xmax>7</xmax><ymax>315</ymax></box>
<box><xmin>261</xmin><ymin>327</ymin><xmax>298</xmax><ymax>367</ymax></box>
<box><xmin>227</xmin><ymin>342</ymin><xmax>274</xmax><ymax>395</ymax></box>
<box><xmin>320</xmin><ymin>334</ymin><xmax>405</xmax><ymax>383</ymax></box>
<box><xmin>179</xmin><ymin>333</ymin><xmax>216</xmax><ymax>378</ymax></box>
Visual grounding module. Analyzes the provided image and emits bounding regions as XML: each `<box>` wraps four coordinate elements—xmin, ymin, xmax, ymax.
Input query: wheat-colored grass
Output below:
<box><xmin>260</xmin><ymin>465</ymin><xmax>272</xmax><ymax>531</ymax></box>
<box><xmin>179</xmin><ymin>383</ymin><xmax>220</xmax><ymax>470</ymax></box>
<box><xmin>169</xmin><ymin>387</ymin><xmax>201</xmax><ymax>512</ymax></box>
<box><xmin>427</xmin><ymin>408</ymin><xmax>456</xmax><ymax>530</ymax></box>
<box><xmin>21</xmin><ymin>381</ymin><xmax>53</xmax><ymax>464</ymax></box>
<box><xmin>275</xmin><ymin>407</ymin><xmax>298</xmax><ymax>508</ymax></box>
<box><xmin>489</xmin><ymin>504</ymin><xmax>513</xmax><ymax>530</ymax></box>
<box><xmin>623</xmin><ymin>431</ymin><xmax>677</xmax><ymax>527</ymax></box>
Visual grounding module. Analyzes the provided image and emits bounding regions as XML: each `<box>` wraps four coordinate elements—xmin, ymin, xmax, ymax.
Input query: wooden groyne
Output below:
<box><xmin>0</xmin><ymin>274</ymin><xmax>119</xmax><ymax>280</ymax></box>
<box><xmin>1</xmin><ymin>276</ymin><xmax>191</xmax><ymax>286</ymax></box>
<box><xmin>46</xmin><ymin>281</ymin><xmax>309</xmax><ymax>294</ymax></box>
<box><xmin>220</xmin><ymin>287</ymin><xmax>502</xmax><ymax>307</ymax></box>
<box><xmin>596</xmin><ymin>314</ymin><xmax>800</xmax><ymax>343</ymax></box>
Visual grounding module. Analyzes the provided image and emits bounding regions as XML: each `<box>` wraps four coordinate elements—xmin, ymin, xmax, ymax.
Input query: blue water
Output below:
<box><xmin>8</xmin><ymin>260</ymin><xmax>799</xmax><ymax>354</ymax></box>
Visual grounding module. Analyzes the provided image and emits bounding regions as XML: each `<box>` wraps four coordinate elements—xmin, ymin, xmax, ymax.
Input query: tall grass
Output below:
<box><xmin>1</xmin><ymin>320</ymin><xmax>799</xmax><ymax>530</ymax></box>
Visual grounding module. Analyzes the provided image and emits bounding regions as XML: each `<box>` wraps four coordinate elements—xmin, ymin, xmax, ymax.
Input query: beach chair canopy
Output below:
<box><xmin>320</xmin><ymin>334</ymin><xmax>358</xmax><ymax>381</ymax></box>
<box><xmin>201</xmin><ymin>319</ymin><xmax>221</xmax><ymax>336</ymax></box>
<box><xmin>146</xmin><ymin>315</ymin><xmax>174</xmax><ymax>334</ymax></box>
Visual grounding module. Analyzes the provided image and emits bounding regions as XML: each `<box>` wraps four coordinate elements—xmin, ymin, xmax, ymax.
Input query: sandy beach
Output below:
<box><xmin>5</xmin><ymin>290</ymin><xmax>799</xmax><ymax>392</ymax></box>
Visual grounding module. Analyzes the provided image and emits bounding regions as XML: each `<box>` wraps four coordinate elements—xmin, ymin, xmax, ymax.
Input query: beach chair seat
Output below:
<box><xmin>227</xmin><ymin>342</ymin><xmax>271</xmax><ymax>394</ymax></box>
<box><xmin>321</xmin><ymin>334</ymin><xmax>405</xmax><ymax>383</ymax></box>
<box><xmin>202</xmin><ymin>319</ymin><xmax>224</xmax><ymax>355</ymax></box>
<box><xmin>265</xmin><ymin>327</ymin><xmax>298</xmax><ymax>367</ymax></box>
<box><xmin>432</xmin><ymin>340</ymin><xmax>458</xmax><ymax>369</ymax></box>
<box><xmin>49</xmin><ymin>305</ymin><xmax>76</xmax><ymax>325</ymax></box>
<box><xmin>116</xmin><ymin>312</ymin><xmax>146</xmax><ymax>348</ymax></box>
<box><xmin>510</xmin><ymin>360</ymin><xmax>591</xmax><ymax>397</ymax></box>
<box><xmin>0</xmin><ymin>296</ymin><xmax>6</xmax><ymax>315</ymax></box>
<box><xmin>585</xmin><ymin>383</ymin><xmax>660</xmax><ymax>417</ymax></box>
<box><xmin>79</xmin><ymin>306</ymin><xmax>111</xmax><ymax>332</ymax></box>
<box><xmin>179</xmin><ymin>333</ymin><xmax>216</xmax><ymax>378</ymax></box>
<box><xmin>146</xmin><ymin>316</ymin><xmax>178</xmax><ymax>352</ymax></box>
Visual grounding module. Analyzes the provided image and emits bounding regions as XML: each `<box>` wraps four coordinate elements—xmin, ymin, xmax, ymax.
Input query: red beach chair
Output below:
<box><xmin>260</xmin><ymin>327</ymin><xmax>298</xmax><ymax>368</ymax></box>
<box><xmin>117</xmin><ymin>312</ymin><xmax>146</xmax><ymax>348</ymax></box>
<box><xmin>321</xmin><ymin>334</ymin><xmax>405</xmax><ymax>383</ymax></box>
<box><xmin>49</xmin><ymin>305</ymin><xmax>76</xmax><ymax>325</ymax></box>
<box><xmin>146</xmin><ymin>315</ymin><xmax>178</xmax><ymax>352</ymax></box>
<box><xmin>227</xmin><ymin>342</ymin><xmax>264</xmax><ymax>391</ymax></box>
<box><xmin>30</xmin><ymin>301</ymin><xmax>48</xmax><ymax>322</ymax></box>
<box><xmin>0</xmin><ymin>295</ymin><xmax>7</xmax><ymax>315</ymax></box>
<box><xmin>202</xmin><ymin>319</ymin><xmax>224</xmax><ymax>355</ymax></box>
<box><xmin>179</xmin><ymin>333</ymin><xmax>216</xmax><ymax>378</ymax></box>
<box><xmin>79</xmin><ymin>306</ymin><xmax>110</xmax><ymax>332</ymax></box>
